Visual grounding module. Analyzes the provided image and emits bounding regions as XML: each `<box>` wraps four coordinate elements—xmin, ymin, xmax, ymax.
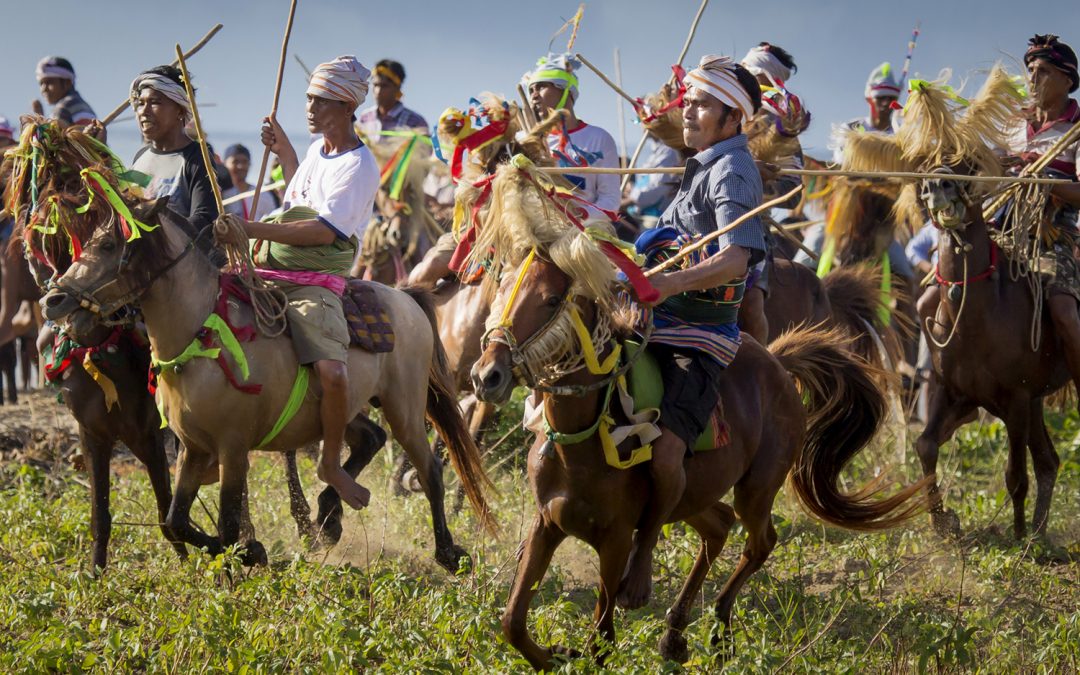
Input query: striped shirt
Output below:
<box><xmin>53</xmin><ymin>90</ymin><xmax>96</xmax><ymax>126</ymax></box>
<box><xmin>1009</xmin><ymin>98</ymin><xmax>1080</xmax><ymax>229</ymax></box>
<box><xmin>647</xmin><ymin>134</ymin><xmax>765</xmax><ymax>365</ymax></box>
<box><xmin>357</xmin><ymin>102</ymin><xmax>429</xmax><ymax>142</ymax></box>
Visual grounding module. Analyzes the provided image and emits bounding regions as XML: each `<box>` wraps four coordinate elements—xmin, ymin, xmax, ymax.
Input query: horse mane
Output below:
<box><xmin>2</xmin><ymin>117</ymin><xmax>155</xmax><ymax>272</ymax></box>
<box><xmin>466</xmin><ymin>160</ymin><xmax>618</xmax><ymax>307</ymax></box>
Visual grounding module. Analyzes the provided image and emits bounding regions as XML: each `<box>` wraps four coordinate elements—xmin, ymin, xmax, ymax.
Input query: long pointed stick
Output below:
<box><xmin>614</xmin><ymin>47</ymin><xmax>628</xmax><ymax>166</ymax></box>
<box><xmin>174</xmin><ymin>45</ymin><xmax>223</xmax><ymax>214</ymax></box>
<box><xmin>101</xmin><ymin>24</ymin><xmax>223</xmax><ymax>126</ymax></box>
<box><xmin>249</xmin><ymin>0</ymin><xmax>299</xmax><ymax>220</ymax></box>
<box><xmin>645</xmin><ymin>185</ymin><xmax>803</xmax><ymax>277</ymax></box>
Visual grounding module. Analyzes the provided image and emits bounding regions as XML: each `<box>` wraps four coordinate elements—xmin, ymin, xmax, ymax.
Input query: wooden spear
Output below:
<box><xmin>645</xmin><ymin>185</ymin><xmax>803</xmax><ymax>277</ymax></box>
<box><xmin>101</xmin><ymin>24</ymin><xmax>223</xmax><ymax>126</ymax></box>
<box><xmin>249</xmin><ymin>0</ymin><xmax>299</xmax><ymax>221</ymax></box>
<box><xmin>174</xmin><ymin>45</ymin><xmax>223</xmax><ymax>214</ymax></box>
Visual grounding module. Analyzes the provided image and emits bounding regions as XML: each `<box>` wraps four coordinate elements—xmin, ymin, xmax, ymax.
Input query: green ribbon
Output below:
<box><xmin>817</xmin><ymin>235</ymin><xmax>837</xmax><ymax>278</ymax></box>
<box><xmin>151</xmin><ymin>313</ymin><xmax>251</xmax><ymax>379</ymax></box>
<box><xmin>257</xmin><ymin>365</ymin><xmax>310</xmax><ymax>449</ymax></box>
<box><xmin>879</xmin><ymin>251</ymin><xmax>892</xmax><ymax>326</ymax></box>
<box><xmin>80</xmin><ymin>170</ymin><xmax>159</xmax><ymax>242</ymax></box>
<box><xmin>905</xmin><ymin>79</ymin><xmax>969</xmax><ymax>112</ymax></box>
<box><xmin>542</xmin><ymin>379</ymin><xmax>616</xmax><ymax>446</ymax></box>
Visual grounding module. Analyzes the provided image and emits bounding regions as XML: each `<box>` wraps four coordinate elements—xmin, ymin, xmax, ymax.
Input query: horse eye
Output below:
<box><xmin>100</xmin><ymin>237</ymin><xmax>117</xmax><ymax>252</ymax></box>
<box><xmin>545</xmin><ymin>296</ymin><xmax>561</xmax><ymax>308</ymax></box>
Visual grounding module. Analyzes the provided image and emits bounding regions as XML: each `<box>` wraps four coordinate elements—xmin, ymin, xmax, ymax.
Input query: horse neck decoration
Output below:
<box><xmin>38</xmin><ymin>144</ymin><xmax>495</xmax><ymax>571</ymax></box>
<box><xmin>842</xmin><ymin>66</ymin><xmax>1069</xmax><ymax>540</ymax></box>
<box><xmin>467</xmin><ymin>159</ymin><xmax>925</xmax><ymax>669</ymax></box>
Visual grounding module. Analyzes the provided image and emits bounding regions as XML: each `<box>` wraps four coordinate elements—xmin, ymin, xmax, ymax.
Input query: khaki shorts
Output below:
<box><xmin>278</xmin><ymin>282</ymin><xmax>349</xmax><ymax>364</ymax></box>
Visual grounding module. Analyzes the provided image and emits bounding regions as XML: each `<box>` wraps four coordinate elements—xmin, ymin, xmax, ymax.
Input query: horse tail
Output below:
<box><xmin>821</xmin><ymin>265</ymin><xmax>904</xmax><ymax>368</ymax></box>
<box><xmin>402</xmin><ymin>286</ymin><xmax>497</xmax><ymax>534</ymax></box>
<box><xmin>769</xmin><ymin>326</ymin><xmax>926</xmax><ymax>530</ymax></box>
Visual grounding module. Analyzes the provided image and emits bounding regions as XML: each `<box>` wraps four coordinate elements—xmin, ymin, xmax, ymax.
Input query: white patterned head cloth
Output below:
<box><xmin>526</xmin><ymin>53</ymin><xmax>581</xmax><ymax>107</ymax></box>
<box><xmin>36</xmin><ymin>56</ymin><xmax>75</xmax><ymax>82</ymax></box>
<box><xmin>864</xmin><ymin>62</ymin><xmax>901</xmax><ymax>99</ymax></box>
<box><xmin>130</xmin><ymin>72</ymin><xmax>192</xmax><ymax>118</ymax></box>
<box><xmin>741</xmin><ymin>44</ymin><xmax>792</xmax><ymax>85</ymax></box>
<box><xmin>307</xmin><ymin>55</ymin><xmax>371</xmax><ymax>108</ymax></box>
<box><xmin>684</xmin><ymin>55</ymin><xmax>755</xmax><ymax>119</ymax></box>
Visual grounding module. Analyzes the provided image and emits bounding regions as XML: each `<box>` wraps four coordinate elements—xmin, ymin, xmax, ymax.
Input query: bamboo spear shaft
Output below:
<box><xmin>645</xmin><ymin>185</ymin><xmax>803</xmax><ymax>277</ymax></box>
<box><xmin>174</xmin><ymin>45</ymin><xmax>223</xmax><ymax>214</ymax></box>
<box><xmin>621</xmin><ymin>0</ymin><xmax>708</xmax><ymax>191</ymax></box>
<box><xmin>982</xmin><ymin>117</ymin><xmax>1080</xmax><ymax>218</ymax></box>
<box><xmin>249</xmin><ymin>0</ymin><xmax>299</xmax><ymax>220</ymax></box>
<box><xmin>102</xmin><ymin>24</ymin><xmax>223</xmax><ymax>126</ymax></box>
<box><xmin>575</xmin><ymin>52</ymin><xmax>638</xmax><ymax>108</ymax></box>
<box><xmin>517</xmin><ymin>84</ymin><xmax>539</xmax><ymax>129</ymax></box>
<box><xmin>536</xmin><ymin>165</ymin><xmax>1072</xmax><ymax>185</ymax></box>
<box><xmin>222</xmin><ymin>180</ymin><xmax>287</xmax><ymax>206</ymax></box>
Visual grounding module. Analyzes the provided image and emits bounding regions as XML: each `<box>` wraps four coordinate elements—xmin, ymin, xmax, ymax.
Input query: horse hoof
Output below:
<box><xmin>313</xmin><ymin>517</ymin><xmax>343</xmax><ymax>548</ymax></box>
<box><xmin>931</xmin><ymin>509</ymin><xmax>962</xmax><ymax>540</ymax></box>
<box><xmin>550</xmin><ymin>645</ymin><xmax>582</xmax><ymax>661</ymax></box>
<box><xmin>659</xmin><ymin>630</ymin><xmax>689</xmax><ymax>663</ymax></box>
<box><xmin>435</xmin><ymin>545</ymin><xmax>472</xmax><ymax>574</ymax></box>
<box><xmin>616</xmin><ymin>575</ymin><xmax>653</xmax><ymax>610</ymax></box>
<box><xmin>241</xmin><ymin>540</ymin><xmax>268</xmax><ymax>567</ymax></box>
<box><xmin>401</xmin><ymin>469</ymin><xmax>424</xmax><ymax>494</ymax></box>
<box><xmin>711</xmin><ymin>627</ymin><xmax>735</xmax><ymax>663</ymax></box>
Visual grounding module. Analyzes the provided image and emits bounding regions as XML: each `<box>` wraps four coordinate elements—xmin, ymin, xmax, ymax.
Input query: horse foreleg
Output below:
<box><xmin>315</xmin><ymin>416</ymin><xmax>386</xmax><ymax>547</ymax></box>
<box><xmin>166</xmin><ymin>444</ymin><xmax>220</xmax><ymax>554</ymax></box>
<box><xmin>1002</xmin><ymin>400</ymin><xmax>1032</xmax><ymax>539</ymax></box>
<box><xmin>589</xmin><ymin>529</ymin><xmax>635</xmax><ymax>664</ymax></box>
<box><xmin>712</xmin><ymin>485</ymin><xmax>778</xmax><ymax>662</ymax></box>
<box><xmin>914</xmin><ymin>383</ymin><xmax>974</xmax><ymax>538</ymax></box>
<box><xmin>283</xmin><ymin>450</ymin><xmax>315</xmax><ymax>542</ymax></box>
<box><xmin>218</xmin><ymin>450</ymin><xmax>265</xmax><ymax>566</ymax></box>
<box><xmin>131</xmin><ymin>428</ymin><xmax>187</xmax><ymax>561</ymax></box>
<box><xmin>1027</xmin><ymin>399</ymin><xmax>1060</xmax><ymax>537</ymax></box>
<box><xmin>82</xmin><ymin>429</ymin><xmax>113</xmax><ymax>572</ymax></box>
<box><xmin>660</xmin><ymin>502</ymin><xmax>737</xmax><ymax>663</ymax></box>
<box><xmin>502</xmin><ymin>515</ymin><xmax>568</xmax><ymax>671</ymax></box>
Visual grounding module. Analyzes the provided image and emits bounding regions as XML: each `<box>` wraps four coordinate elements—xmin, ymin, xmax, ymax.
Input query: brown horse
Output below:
<box><xmin>915</xmin><ymin>170</ymin><xmax>1066</xmax><ymax>538</ymax></box>
<box><xmin>470</xmin><ymin>245</ymin><xmax>924</xmax><ymax>668</ymax></box>
<box><xmin>42</xmin><ymin>202</ymin><xmax>493</xmax><ymax>569</ymax></box>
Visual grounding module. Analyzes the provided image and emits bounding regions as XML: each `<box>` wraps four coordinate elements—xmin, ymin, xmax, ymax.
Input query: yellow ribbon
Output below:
<box><xmin>499</xmin><ymin>248</ymin><xmax>537</xmax><ymax>328</ymax></box>
<box><xmin>82</xmin><ymin>353</ymin><xmax>119</xmax><ymax>412</ymax></box>
<box><xmin>568</xmin><ymin>305</ymin><xmax>621</xmax><ymax>375</ymax></box>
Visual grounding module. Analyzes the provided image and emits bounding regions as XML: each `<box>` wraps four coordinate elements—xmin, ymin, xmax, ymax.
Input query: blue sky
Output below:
<box><xmin>4</xmin><ymin>0</ymin><xmax>1080</xmax><ymax>163</ymax></box>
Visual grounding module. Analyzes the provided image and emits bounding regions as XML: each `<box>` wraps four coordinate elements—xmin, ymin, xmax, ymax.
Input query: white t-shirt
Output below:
<box><xmin>547</xmin><ymin>122</ymin><xmax>620</xmax><ymax>212</ymax></box>
<box><xmin>283</xmin><ymin>140</ymin><xmax>380</xmax><ymax>240</ymax></box>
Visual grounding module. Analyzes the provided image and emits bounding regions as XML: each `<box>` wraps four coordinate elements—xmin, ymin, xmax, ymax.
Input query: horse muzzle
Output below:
<box><xmin>471</xmin><ymin>357</ymin><xmax>514</xmax><ymax>405</ymax></box>
<box><xmin>41</xmin><ymin>289</ymin><xmax>84</xmax><ymax>322</ymax></box>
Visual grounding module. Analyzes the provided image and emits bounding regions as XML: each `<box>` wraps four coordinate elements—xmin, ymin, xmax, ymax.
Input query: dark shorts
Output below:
<box><xmin>653</xmin><ymin>344</ymin><xmax>724</xmax><ymax>449</ymax></box>
<box><xmin>747</xmin><ymin>258</ymin><xmax>770</xmax><ymax>297</ymax></box>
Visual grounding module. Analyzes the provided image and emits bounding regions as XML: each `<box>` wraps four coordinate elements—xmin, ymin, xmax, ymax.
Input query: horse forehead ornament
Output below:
<box><xmin>920</xmin><ymin>166</ymin><xmax>970</xmax><ymax>230</ymax></box>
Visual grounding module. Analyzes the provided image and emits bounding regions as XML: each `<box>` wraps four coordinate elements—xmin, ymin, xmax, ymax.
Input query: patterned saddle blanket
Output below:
<box><xmin>342</xmin><ymin>279</ymin><xmax>395</xmax><ymax>353</ymax></box>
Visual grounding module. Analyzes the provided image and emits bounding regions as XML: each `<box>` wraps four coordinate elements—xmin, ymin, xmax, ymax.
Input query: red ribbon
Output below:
<box><xmin>450</xmin><ymin>119</ymin><xmax>510</xmax><ymax>182</ymax></box>
<box><xmin>636</xmin><ymin>65</ymin><xmax>688</xmax><ymax>123</ymax></box>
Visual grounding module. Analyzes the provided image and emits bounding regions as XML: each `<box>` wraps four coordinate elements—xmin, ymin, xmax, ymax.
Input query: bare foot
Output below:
<box><xmin>318</xmin><ymin>464</ymin><xmax>370</xmax><ymax>510</ymax></box>
<box><xmin>616</xmin><ymin>549</ymin><xmax>654</xmax><ymax>609</ymax></box>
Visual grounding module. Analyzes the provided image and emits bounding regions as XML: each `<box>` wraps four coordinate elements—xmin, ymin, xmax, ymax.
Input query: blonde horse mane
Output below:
<box><xmin>466</xmin><ymin>160</ymin><xmax>618</xmax><ymax>307</ymax></box>
<box><xmin>837</xmin><ymin>64</ymin><xmax>1021</xmax><ymax>236</ymax></box>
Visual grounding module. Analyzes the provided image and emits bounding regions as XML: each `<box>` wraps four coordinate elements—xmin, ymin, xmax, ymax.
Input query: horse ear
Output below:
<box><xmin>131</xmin><ymin>196</ymin><xmax>170</xmax><ymax>223</ymax></box>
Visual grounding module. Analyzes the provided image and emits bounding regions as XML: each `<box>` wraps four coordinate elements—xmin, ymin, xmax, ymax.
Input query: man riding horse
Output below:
<box><xmin>238</xmin><ymin>55</ymin><xmax>380</xmax><ymax>510</ymax></box>
<box><xmin>620</xmin><ymin>54</ymin><xmax>765</xmax><ymax>608</ymax></box>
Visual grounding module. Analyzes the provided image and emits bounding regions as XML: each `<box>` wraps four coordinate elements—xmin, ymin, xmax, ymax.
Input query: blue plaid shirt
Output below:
<box><xmin>656</xmin><ymin>134</ymin><xmax>766</xmax><ymax>257</ymax></box>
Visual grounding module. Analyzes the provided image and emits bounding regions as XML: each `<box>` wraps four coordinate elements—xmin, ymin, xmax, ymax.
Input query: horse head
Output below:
<box><xmin>41</xmin><ymin>197</ymin><xmax>173</xmax><ymax>341</ymax></box>
<box><xmin>918</xmin><ymin>166</ymin><xmax>980</xmax><ymax>232</ymax></box>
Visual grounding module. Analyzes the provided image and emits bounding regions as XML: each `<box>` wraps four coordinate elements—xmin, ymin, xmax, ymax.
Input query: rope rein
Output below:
<box><xmin>213</xmin><ymin>213</ymin><xmax>288</xmax><ymax>338</ymax></box>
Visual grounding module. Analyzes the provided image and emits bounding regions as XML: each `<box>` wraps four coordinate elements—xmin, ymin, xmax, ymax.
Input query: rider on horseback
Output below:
<box><xmin>620</xmin><ymin>55</ymin><xmax>765</xmax><ymax>608</ymax></box>
<box><xmin>239</xmin><ymin>56</ymin><xmax>381</xmax><ymax>510</ymax></box>
<box><xmin>1012</xmin><ymin>34</ymin><xmax>1080</xmax><ymax>405</ymax></box>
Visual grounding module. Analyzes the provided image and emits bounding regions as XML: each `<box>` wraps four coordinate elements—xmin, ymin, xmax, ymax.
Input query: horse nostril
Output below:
<box><xmin>44</xmin><ymin>292</ymin><xmax>70</xmax><ymax>308</ymax></box>
<box><xmin>481</xmin><ymin>367</ymin><xmax>504</xmax><ymax>393</ymax></box>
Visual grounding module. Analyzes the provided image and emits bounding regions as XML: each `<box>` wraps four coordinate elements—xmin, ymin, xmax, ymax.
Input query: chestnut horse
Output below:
<box><xmin>471</xmin><ymin>249</ymin><xmax>924</xmax><ymax>668</ymax></box>
<box><xmin>42</xmin><ymin>202</ymin><xmax>493</xmax><ymax>569</ymax></box>
<box><xmin>916</xmin><ymin>170</ymin><xmax>1066</xmax><ymax>538</ymax></box>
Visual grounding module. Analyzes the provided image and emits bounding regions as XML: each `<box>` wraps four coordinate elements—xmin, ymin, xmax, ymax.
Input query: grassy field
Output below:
<box><xmin>0</xmin><ymin>390</ymin><xmax>1078</xmax><ymax>673</ymax></box>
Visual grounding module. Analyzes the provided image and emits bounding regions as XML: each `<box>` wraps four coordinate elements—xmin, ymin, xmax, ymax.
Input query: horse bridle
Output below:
<box><xmin>481</xmin><ymin>248</ymin><xmax>653</xmax><ymax>396</ymax></box>
<box><xmin>49</xmin><ymin>223</ymin><xmax>208</xmax><ymax>326</ymax></box>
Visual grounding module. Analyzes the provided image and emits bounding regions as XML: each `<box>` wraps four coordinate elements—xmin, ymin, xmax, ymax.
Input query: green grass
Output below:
<box><xmin>0</xmin><ymin>398</ymin><xmax>1078</xmax><ymax>673</ymax></box>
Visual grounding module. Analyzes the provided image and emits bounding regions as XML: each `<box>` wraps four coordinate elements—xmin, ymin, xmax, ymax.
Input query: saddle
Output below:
<box><xmin>341</xmin><ymin>279</ymin><xmax>395</xmax><ymax>353</ymax></box>
<box><xmin>623</xmin><ymin>341</ymin><xmax>729</xmax><ymax>453</ymax></box>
